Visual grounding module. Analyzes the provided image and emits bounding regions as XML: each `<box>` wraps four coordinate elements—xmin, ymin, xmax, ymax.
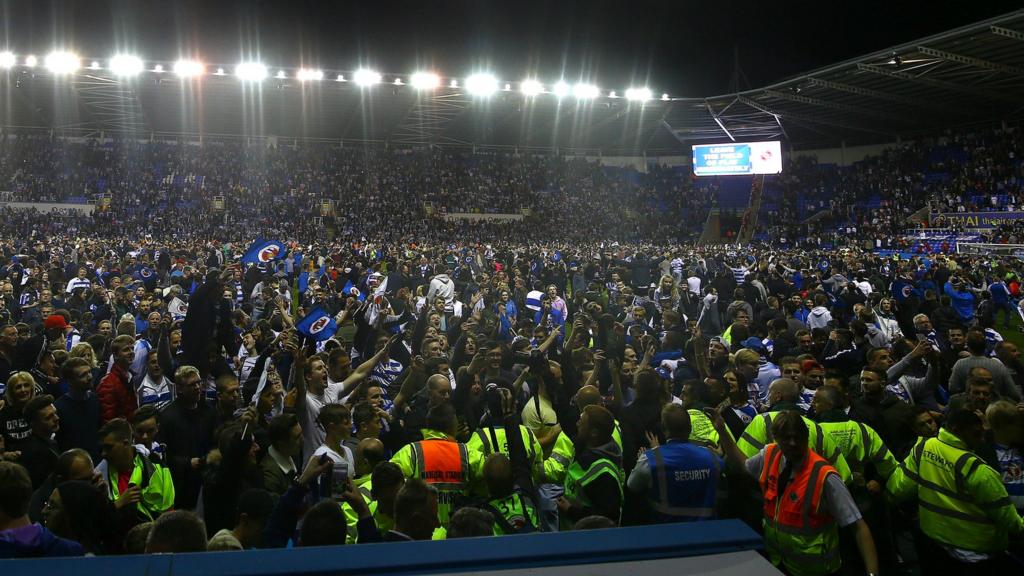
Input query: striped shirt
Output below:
<box><xmin>995</xmin><ymin>444</ymin><xmax>1024</xmax><ymax>511</ymax></box>
<box><xmin>138</xmin><ymin>375</ymin><xmax>175</xmax><ymax>411</ymax></box>
<box><xmin>729</xmin><ymin>266</ymin><xmax>749</xmax><ymax>284</ymax></box>
<box><xmin>370</xmin><ymin>359</ymin><xmax>404</xmax><ymax>390</ymax></box>
<box><xmin>65</xmin><ymin>277</ymin><xmax>91</xmax><ymax>294</ymax></box>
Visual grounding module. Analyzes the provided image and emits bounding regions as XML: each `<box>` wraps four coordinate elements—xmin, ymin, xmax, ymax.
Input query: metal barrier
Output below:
<box><xmin>0</xmin><ymin>519</ymin><xmax>774</xmax><ymax>576</ymax></box>
<box><xmin>957</xmin><ymin>242</ymin><xmax>1024</xmax><ymax>256</ymax></box>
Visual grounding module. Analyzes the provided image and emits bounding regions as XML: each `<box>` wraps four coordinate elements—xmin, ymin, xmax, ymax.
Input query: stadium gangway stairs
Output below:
<box><xmin>0</xmin><ymin>519</ymin><xmax>776</xmax><ymax>576</ymax></box>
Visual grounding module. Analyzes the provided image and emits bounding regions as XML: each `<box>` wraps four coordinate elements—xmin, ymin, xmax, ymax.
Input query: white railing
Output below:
<box><xmin>0</xmin><ymin>201</ymin><xmax>95</xmax><ymax>214</ymax></box>
<box><xmin>956</xmin><ymin>242</ymin><xmax>1024</xmax><ymax>256</ymax></box>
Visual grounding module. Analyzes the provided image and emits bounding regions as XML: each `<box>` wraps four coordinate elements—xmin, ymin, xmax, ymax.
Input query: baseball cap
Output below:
<box><xmin>741</xmin><ymin>337</ymin><xmax>765</xmax><ymax>353</ymax></box>
<box><xmin>44</xmin><ymin>315</ymin><xmax>69</xmax><ymax>331</ymax></box>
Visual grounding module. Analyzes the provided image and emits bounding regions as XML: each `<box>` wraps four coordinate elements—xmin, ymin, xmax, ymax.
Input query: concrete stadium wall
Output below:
<box><xmin>0</xmin><ymin>201</ymin><xmax>95</xmax><ymax>214</ymax></box>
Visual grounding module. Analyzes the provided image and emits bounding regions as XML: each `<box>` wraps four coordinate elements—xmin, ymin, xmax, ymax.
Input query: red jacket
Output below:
<box><xmin>97</xmin><ymin>363</ymin><xmax>137</xmax><ymax>423</ymax></box>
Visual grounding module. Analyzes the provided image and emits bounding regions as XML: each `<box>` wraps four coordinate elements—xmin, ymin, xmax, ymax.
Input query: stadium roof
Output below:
<box><xmin>674</xmin><ymin>9</ymin><xmax>1024</xmax><ymax>150</ymax></box>
<box><xmin>2</xmin><ymin>9</ymin><xmax>1024</xmax><ymax>154</ymax></box>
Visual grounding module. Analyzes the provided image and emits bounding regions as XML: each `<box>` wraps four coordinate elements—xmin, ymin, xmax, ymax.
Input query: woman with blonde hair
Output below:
<box><xmin>653</xmin><ymin>274</ymin><xmax>681</xmax><ymax>314</ymax></box>
<box><xmin>69</xmin><ymin>341</ymin><xmax>103</xmax><ymax>388</ymax></box>
<box><xmin>0</xmin><ymin>371</ymin><xmax>38</xmax><ymax>448</ymax></box>
<box><xmin>69</xmin><ymin>342</ymin><xmax>98</xmax><ymax>369</ymax></box>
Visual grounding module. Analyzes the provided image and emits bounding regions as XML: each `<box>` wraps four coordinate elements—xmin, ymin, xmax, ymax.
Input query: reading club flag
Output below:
<box><xmin>296</xmin><ymin>307</ymin><xmax>338</xmax><ymax>342</ymax></box>
<box><xmin>133</xmin><ymin>266</ymin><xmax>155</xmax><ymax>281</ymax></box>
<box><xmin>342</xmin><ymin>280</ymin><xmax>366</xmax><ymax>302</ymax></box>
<box><xmin>891</xmin><ymin>279</ymin><xmax>919</xmax><ymax>303</ymax></box>
<box><xmin>168</xmin><ymin>297</ymin><xmax>189</xmax><ymax>320</ymax></box>
<box><xmin>242</xmin><ymin>239</ymin><xmax>286</xmax><ymax>265</ymax></box>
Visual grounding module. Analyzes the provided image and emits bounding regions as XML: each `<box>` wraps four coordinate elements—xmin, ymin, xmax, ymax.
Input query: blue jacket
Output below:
<box><xmin>943</xmin><ymin>282</ymin><xmax>975</xmax><ymax>321</ymax></box>
<box><xmin>0</xmin><ymin>524</ymin><xmax>84</xmax><ymax>558</ymax></box>
<box><xmin>642</xmin><ymin>441</ymin><xmax>723</xmax><ymax>522</ymax></box>
<box><xmin>793</xmin><ymin>308</ymin><xmax>810</xmax><ymax>324</ymax></box>
<box><xmin>989</xmin><ymin>281</ymin><xmax>1011</xmax><ymax>305</ymax></box>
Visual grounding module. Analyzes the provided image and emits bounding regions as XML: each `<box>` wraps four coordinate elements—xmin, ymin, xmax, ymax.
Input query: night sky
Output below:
<box><xmin>1</xmin><ymin>1</ymin><xmax>1020</xmax><ymax>96</ymax></box>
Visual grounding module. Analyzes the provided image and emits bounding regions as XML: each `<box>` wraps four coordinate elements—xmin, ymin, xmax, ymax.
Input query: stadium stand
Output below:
<box><xmin>3</xmin><ymin>8</ymin><xmax>1024</xmax><ymax>576</ymax></box>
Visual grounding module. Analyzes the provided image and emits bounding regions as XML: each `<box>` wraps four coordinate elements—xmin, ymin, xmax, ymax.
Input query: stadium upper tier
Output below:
<box><xmin>0</xmin><ymin>125</ymin><xmax>1020</xmax><ymax>245</ymax></box>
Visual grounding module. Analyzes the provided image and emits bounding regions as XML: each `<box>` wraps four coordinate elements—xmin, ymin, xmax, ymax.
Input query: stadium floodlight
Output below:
<box><xmin>45</xmin><ymin>51</ymin><xmax>80</xmax><ymax>75</ymax></box>
<box><xmin>24</xmin><ymin>55</ymin><xmax>37</xmax><ymax>67</ymax></box>
<box><xmin>625</xmin><ymin>87</ymin><xmax>652</xmax><ymax>102</ymax></box>
<box><xmin>174</xmin><ymin>59</ymin><xmax>204</xmax><ymax>78</ymax></box>
<box><xmin>0</xmin><ymin>52</ymin><xmax>15</xmax><ymax>68</ymax></box>
<box><xmin>552</xmin><ymin>81</ymin><xmax>570</xmax><ymax>98</ymax></box>
<box><xmin>296</xmin><ymin>68</ymin><xmax>323</xmax><ymax>81</ymax></box>
<box><xmin>235</xmin><ymin>62</ymin><xmax>267</xmax><ymax>82</ymax></box>
<box><xmin>410</xmin><ymin>72</ymin><xmax>440</xmax><ymax>90</ymax></box>
<box><xmin>573</xmin><ymin>83</ymin><xmax>599</xmax><ymax>99</ymax></box>
<box><xmin>353</xmin><ymin>68</ymin><xmax>381</xmax><ymax>86</ymax></box>
<box><xmin>109</xmin><ymin>54</ymin><xmax>144</xmax><ymax>76</ymax></box>
<box><xmin>520</xmin><ymin>79</ymin><xmax>543</xmax><ymax>96</ymax></box>
<box><xmin>465</xmin><ymin>73</ymin><xmax>498</xmax><ymax>96</ymax></box>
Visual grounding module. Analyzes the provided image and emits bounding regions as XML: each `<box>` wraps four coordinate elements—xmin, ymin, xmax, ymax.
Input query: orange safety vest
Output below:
<box><xmin>411</xmin><ymin>438</ymin><xmax>470</xmax><ymax>492</ymax></box>
<box><xmin>759</xmin><ymin>444</ymin><xmax>842</xmax><ymax>575</ymax></box>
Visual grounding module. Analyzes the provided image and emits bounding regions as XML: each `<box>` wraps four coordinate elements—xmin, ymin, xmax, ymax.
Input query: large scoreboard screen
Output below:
<box><xmin>692</xmin><ymin>141</ymin><xmax>782</xmax><ymax>176</ymax></box>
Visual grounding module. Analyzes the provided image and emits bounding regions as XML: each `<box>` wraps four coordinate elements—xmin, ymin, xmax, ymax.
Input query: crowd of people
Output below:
<box><xmin>0</xmin><ymin>224</ymin><xmax>1020</xmax><ymax>575</ymax></box>
<box><xmin>760</xmin><ymin>127</ymin><xmax>1024</xmax><ymax>248</ymax></box>
<box><xmin>0</xmin><ymin>136</ymin><xmax>713</xmax><ymax>244</ymax></box>
<box><xmin>0</xmin><ymin>132</ymin><xmax>1023</xmax><ymax>574</ymax></box>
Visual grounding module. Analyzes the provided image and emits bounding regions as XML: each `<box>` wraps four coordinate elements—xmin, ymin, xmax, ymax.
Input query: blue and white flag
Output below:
<box><xmin>242</xmin><ymin>239</ymin><xmax>286</xmax><ymax>265</ymax></box>
<box><xmin>525</xmin><ymin>290</ymin><xmax>544</xmax><ymax>311</ymax></box>
<box><xmin>296</xmin><ymin>307</ymin><xmax>338</xmax><ymax>342</ymax></box>
<box><xmin>168</xmin><ymin>297</ymin><xmax>189</xmax><ymax>320</ymax></box>
<box><xmin>342</xmin><ymin>280</ymin><xmax>366</xmax><ymax>302</ymax></box>
<box><xmin>133</xmin><ymin>266</ymin><xmax>156</xmax><ymax>282</ymax></box>
<box><xmin>890</xmin><ymin>279</ymin><xmax>920</xmax><ymax>303</ymax></box>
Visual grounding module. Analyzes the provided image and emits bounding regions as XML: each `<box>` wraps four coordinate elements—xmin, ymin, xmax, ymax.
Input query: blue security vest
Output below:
<box><xmin>645</xmin><ymin>440</ymin><xmax>722</xmax><ymax>522</ymax></box>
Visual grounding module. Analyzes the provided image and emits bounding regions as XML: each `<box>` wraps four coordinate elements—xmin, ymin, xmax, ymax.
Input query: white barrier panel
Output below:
<box><xmin>957</xmin><ymin>242</ymin><xmax>1024</xmax><ymax>257</ymax></box>
<box><xmin>0</xmin><ymin>201</ymin><xmax>95</xmax><ymax>214</ymax></box>
<box><xmin>442</xmin><ymin>212</ymin><xmax>524</xmax><ymax>222</ymax></box>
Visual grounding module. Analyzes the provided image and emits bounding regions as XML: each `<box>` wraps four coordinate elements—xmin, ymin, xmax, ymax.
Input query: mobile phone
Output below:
<box><xmin>317</xmin><ymin>458</ymin><xmax>333</xmax><ymax>499</ymax></box>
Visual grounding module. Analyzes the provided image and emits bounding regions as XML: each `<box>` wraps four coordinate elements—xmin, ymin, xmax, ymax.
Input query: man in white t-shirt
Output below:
<box><xmin>686</xmin><ymin>273</ymin><xmax>702</xmax><ymax>298</ymax></box>
<box><xmin>312</xmin><ymin>403</ymin><xmax>356</xmax><ymax>497</ymax></box>
<box><xmin>294</xmin><ymin>338</ymin><xmax>395</xmax><ymax>459</ymax></box>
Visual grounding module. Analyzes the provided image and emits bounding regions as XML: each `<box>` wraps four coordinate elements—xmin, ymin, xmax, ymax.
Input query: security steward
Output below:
<box><xmin>556</xmin><ymin>405</ymin><xmax>625</xmax><ymax>530</ymax></box>
<box><xmin>887</xmin><ymin>409</ymin><xmax>1024</xmax><ymax>572</ymax></box>
<box><xmin>467</xmin><ymin>384</ymin><xmax>545</xmax><ymax>489</ymax></box>
<box><xmin>390</xmin><ymin>403</ymin><xmax>481</xmax><ymax>528</ymax></box>
<box><xmin>737</xmin><ymin>378</ymin><xmax>852</xmax><ymax>482</ymax></box>
<box><xmin>713</xmin><ymin>408</ymin><xmax>880</xmax><ymax>576</ymax></box>
<box><xmin>627</xmin><ymin>404</ymin><xmax>723</xmax><ymax>523</ymax></box>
